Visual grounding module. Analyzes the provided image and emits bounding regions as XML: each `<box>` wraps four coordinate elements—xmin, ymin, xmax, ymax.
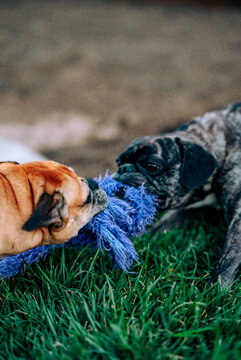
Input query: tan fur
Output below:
<box><xmin>0</xmin><ymin>161</ymin><xmax>101</xmax><ymax>256</ymax></box>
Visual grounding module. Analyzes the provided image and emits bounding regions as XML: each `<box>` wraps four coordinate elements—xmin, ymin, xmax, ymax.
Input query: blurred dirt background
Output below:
<box><xmin>0</xmin><ymin>0</ymin><xmax>240</xmax><ymax>177</ymax></box>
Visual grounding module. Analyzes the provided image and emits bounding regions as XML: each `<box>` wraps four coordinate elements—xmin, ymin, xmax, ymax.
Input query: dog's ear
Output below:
<box><xmin>176</xmin><ymin>138</ymin><xmax>217</xmax><ymax>190</ymax></box>
<box><xmin>22</xmin><ymin>192</ymin><xmax>66</xmax><ymax>231</ymax></box>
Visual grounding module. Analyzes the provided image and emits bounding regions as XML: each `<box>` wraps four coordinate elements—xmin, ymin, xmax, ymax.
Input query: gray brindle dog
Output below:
<box><xmin>113</xmin><ymin>102</ymin><xmax>241</xmax><ymax>289</ymax></box>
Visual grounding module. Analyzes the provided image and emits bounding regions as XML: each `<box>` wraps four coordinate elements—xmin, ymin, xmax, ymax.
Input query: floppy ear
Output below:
<box><xmin>176</xmin><ymin>138</ymin><xmax>217</xmax><ymax>190</ymax></box>
<box><xmin>22</xmin><ymin>192</ymin><xmax>65</xmax><ymax>231</ymax></box>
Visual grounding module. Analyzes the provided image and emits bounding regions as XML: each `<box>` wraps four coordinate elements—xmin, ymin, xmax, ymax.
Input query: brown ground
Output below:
<box><xmin>0</xmin><ymin>0</ymin><xmax>240</xmax><ymax>177</ymax></box>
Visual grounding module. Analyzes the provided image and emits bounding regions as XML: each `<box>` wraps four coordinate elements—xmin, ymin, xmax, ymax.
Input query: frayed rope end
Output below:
<box><xmin>0</xmin><ymin>173</ymin><xmax>158</xmax><ymax>278</ymax></box>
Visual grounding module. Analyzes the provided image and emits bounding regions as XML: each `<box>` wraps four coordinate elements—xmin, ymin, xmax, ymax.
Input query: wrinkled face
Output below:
<box><xmin>113</xmin><ymin>136</ymin><xmax>191</xmax><ymax>209</ymax></box>
<box><xmin>49</xmin><ymin>176</ymin><xmax>109</xmax><ymax>243</ymax></box>
<box><xmin>22</xmin><ymin>162</ymin><xmax>108</xmax><ymax>244</ymax></box>
<box><xmin>113</xmin><ymin>134</ymin><xmax>217</xmax><ymax>210</ymax></box>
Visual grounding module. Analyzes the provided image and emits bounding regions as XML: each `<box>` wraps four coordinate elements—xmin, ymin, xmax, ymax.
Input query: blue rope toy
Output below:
<box><xmin>0</xmin><ymin>173</ymin><xmax>158</xmax><ymax>278</ymax></box>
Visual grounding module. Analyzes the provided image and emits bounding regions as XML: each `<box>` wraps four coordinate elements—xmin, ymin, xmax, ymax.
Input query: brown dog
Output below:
<box><xmin>0</xmin><ymin>160</ymin><xmax>108</xmax><ymax>256</ymax></box>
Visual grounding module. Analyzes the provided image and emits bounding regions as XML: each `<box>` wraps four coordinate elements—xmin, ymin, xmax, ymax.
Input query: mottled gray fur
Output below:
<box><xmin>113</xmin><ymin>102</ymin><xmax>241</xmax><ymax>289</ymax></box>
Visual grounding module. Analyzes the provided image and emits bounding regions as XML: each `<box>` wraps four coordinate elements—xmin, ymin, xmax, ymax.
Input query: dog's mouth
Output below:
<box><xmin>113</xmin><ymin>170</ymin><xmax>159</xmax><ymax>194</ymax></box>
<box><xmin>112</xmin><ymin>171</ymin><xmax>146</xmax><ymax>187</ymax></box>
<box><xmin>92</xmin><ymin>188</ymin><xmax>108</xmax><ymax>213</ymax></box>
<box><xmin>85</xmin><ymin>178</ymin><xmax>108</xmax><ymax>214</ymax></box>
<box><xmin>112</xmin><ymin>171</ymin><xmax>171</xmax><ymax>207</ymax></box>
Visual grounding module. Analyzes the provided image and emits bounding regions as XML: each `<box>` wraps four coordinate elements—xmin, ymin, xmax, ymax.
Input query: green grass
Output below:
<box><xmin>0</xmin><ymin>218</ymin><xmax>241</xmax><ymax>360</ymax></box>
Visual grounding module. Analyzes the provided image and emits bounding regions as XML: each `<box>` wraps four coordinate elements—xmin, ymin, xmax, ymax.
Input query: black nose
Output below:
<box><xmin>87</xmin><ymin>178</ymin><xmax>99</xmax><ymax>191</ymax></box>
<box><xmin>118</xmin><ymin>163</ymin><xmax>136</xmax><ymax>175</ymax></box>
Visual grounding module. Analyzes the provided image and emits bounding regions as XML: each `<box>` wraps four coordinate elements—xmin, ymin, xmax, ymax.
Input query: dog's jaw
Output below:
<box><xmin>91</xmin><ymin>188</ymin><xmax>108</xmax><ymax>214</ymax></box>
<box><xmin>49</xmin><ymin>180</ymin><xmax>108</xmax><ymax>244</ymax></box>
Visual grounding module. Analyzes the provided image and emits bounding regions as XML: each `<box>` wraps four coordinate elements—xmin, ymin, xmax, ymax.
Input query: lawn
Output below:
<box><xmin>0</xmin><ymin>218</ymin><xmax>241</xmax><ymax>360</ymax></box>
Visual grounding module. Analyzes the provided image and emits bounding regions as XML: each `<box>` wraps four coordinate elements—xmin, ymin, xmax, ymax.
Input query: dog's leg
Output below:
<box><xmin>151</xmin><ymin>194</ymin><xmax>219</xmax><ymax>234</ymax></box>
<box><xmin>211</xmin><ymin>212</ymin><xmax>241</xmax><ymax>289</ymax></box>
<box><xmin>151</xmin><ymin>206</ymin><xmax>222</xmax><ymax>235</ymax></box>
<box><xmin>151</xmin><ymin>209</ymin><xmax>183</xmax><ymax>234</ymax></box>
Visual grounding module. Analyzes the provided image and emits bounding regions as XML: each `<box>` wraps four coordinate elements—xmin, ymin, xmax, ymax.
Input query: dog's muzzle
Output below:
<box><xmin>86</xmin><ymin>177</ymin><xmax>108</xmax><ymax>211</ymax></box>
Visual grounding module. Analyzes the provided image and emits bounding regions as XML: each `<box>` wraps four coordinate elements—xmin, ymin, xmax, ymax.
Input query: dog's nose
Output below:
<box><xmin>118</xmin><ymin>163</ymin><xmax>135</xmax><ymax>175</ymax></box>
<box><xmin>87</xmin><ymin>178</ymin><xmax>99</xmax><ymax>191</ymax></box>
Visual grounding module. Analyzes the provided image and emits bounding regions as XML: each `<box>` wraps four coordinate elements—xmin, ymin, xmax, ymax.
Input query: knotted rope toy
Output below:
<box><xmin>0</xmin><ymin>173</ymin><xmax>158</xmax><ymax>278</ymax></box>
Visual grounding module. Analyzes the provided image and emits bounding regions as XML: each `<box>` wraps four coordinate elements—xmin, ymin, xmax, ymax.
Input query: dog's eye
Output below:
<box><xmin>144</xmin><ymin>163</ymin><xmax>160</xmax><ymax>172</ymax></box>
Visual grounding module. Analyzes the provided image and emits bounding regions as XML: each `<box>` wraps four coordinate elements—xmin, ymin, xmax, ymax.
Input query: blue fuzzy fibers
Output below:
<box><xmin>0</xmin><ymin>173</ymin><xmax>158</xmax><ymax>278</ymax></box>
